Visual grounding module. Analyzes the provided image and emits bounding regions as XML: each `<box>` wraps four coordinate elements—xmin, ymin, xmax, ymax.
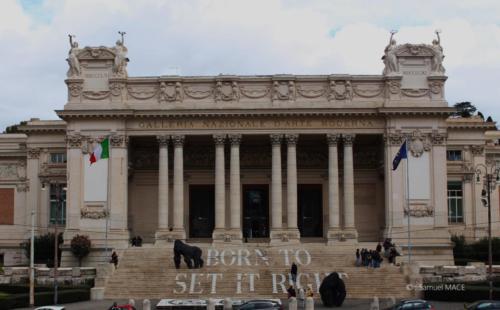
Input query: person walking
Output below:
<box><xmin>355</xmin><ymin>249</ymin><xmax>361</xmax><ymax>267</ymax></box>
<box><xmin>291</xmin><ymin>262</ymin><xmax>298</xmax><ymax>285</ymax></box>
<box><xmin>298</xmin><ymin>287</ymin><xmax>305</xmax><ymax>309</ymax></box>
<box><xmin>306</xmin><ymin>284</ymin><xmax>314</xmax><ymax>298</ymax></box>
<box><xmin>110</xmin><ymin>251</ymin><xmax>119</xmax><ymax>269</ymax></box>
<box><xmin>287</xmin><ymin>285</ymin><xmax>296</xmax><ymax>298</ymax></box>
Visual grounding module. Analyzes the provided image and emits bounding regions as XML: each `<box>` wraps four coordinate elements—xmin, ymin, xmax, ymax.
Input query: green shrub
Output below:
<box><xmin>70</xmin><ymin>235</ymin><xmax>91</xmax><ymax>267</ymax></box>
<box><xmin>452</xmin><ymin>235</ymin><xmax>500</xmax><ymax>264</ymax></box>
<box><xmin>20</xmin><ymin>232</ymin><xmax>63</xmax><ymax>267</ymax></box>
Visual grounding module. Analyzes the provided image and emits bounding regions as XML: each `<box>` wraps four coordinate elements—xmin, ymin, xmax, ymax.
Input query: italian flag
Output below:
<box><xmin>89</xmin><ymin>138</ymin><xmax>109</xmax><ymax>165</ymax></box>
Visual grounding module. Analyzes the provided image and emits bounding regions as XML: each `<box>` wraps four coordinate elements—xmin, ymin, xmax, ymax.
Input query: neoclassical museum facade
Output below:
<box><xmin>0</xmin><ymin>36</ymin><xmax>499</xmax><ymax>266</ymax></box>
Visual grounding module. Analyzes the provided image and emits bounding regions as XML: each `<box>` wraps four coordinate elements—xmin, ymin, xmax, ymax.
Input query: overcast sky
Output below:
<box><xmin>1</xmin><ymin>0</ymin><xmax>499</xmax><ymax>130</ymax></box>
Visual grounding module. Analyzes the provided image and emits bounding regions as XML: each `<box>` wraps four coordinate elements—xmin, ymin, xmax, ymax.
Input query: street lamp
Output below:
<box><xmin>475</xmin><ymin>162</ymin><xmax>500</xmax><ymax>300</ymax></box>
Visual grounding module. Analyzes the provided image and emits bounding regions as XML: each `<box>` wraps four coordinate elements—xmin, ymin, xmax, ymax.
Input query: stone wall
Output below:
<box><xmin>419</xmin><ymin>263</ymin><xmax>500</xmax><ymax>283</ymax></box>
<box><xmin>0</xmin><ymin>266</ymin><xmax>96</xmax><ymax>286</ymax></box>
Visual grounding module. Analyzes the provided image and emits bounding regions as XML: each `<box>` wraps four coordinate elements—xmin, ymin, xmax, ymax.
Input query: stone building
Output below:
<box><xmin>0</xmin><ymin>36</ymin><xmax>498</xmax><ymax>267</ymax></box>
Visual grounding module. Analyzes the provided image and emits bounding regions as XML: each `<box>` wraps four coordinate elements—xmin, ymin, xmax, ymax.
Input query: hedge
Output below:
<box><xmin>424</xmin><ymin>282</ymin><xmax>500</xmax><ymax>302</ymax></box>
<box><xmin>0</xmin><ymin>288</ymin><xmax>90</xmax><ymax>310</ymax></box>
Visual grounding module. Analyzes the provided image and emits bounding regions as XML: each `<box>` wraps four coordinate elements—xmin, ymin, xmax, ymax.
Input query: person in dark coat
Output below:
<box><xmin>291</xmin><ymin>262</ymin><xmax>298</xmax><ymax>284</ymax></box>
<box><xmin>376</xmin><ymin>242</ymin><xmax>382</xmax><ymax>253</ymax></box>
<box><xmin>355</xmin><ymin>249</ymin><xmax>361</xmax><ymax>267</ymax></box>
<box><xmin>319</xmin><ymin>272</ymin><xmax>346</xmax><ymax>307</ymax></box>
<box><xmin>287</xmin><ymin>285</ymin><xmax>296</xmax><ymax>298</ymax></box>
<box><xmin>110</xmin><ymin>251</ymin><xmax>119</xmax><ymax>269</ymax></box>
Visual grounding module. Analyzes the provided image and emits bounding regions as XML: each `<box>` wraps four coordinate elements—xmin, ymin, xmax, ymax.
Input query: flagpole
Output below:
<box><xmin>405</xmin><ymin>138</ymin><xmax>412</xmax><ymax>264</ymax></box>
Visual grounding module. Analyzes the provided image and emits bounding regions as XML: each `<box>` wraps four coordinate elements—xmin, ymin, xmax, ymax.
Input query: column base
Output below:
<box><xmin>341</xmin><ymin>227</ymin><xmax>358</xmax><ymax>240</ymax></box>
<box><xmin>326</xmin><ymin>227</ymin><xmax>344</xmax><ymax>245</ymax></box>
<box><xmin>154</xmin><ymin>228</ymin><xmax>186</xmax><ymax>244</ymax></box>
<box><xmin>212</xmin><ymin>228</ymin><xmax>243</xmax><ymax>244</ymax></box>
<box><xmin>270</xmin><ymin>228</ymin><xmax>301</xmax><ymax>244</ymax></box>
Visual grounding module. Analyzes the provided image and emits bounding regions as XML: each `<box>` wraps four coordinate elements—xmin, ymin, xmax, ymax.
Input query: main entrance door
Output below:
<box><xmin>189</xmin><ymin>185</ymin><xmax>215</xmax><ymax>238</ymax></box>
<box><xmin>243</xmin><ymin>185</ymin><xmax>269</xmax><ymax>239</ymax></box>
<box><xmin>298</xmin><ymin>184</ymin><xmax>323</xmax><ymax>237</ymax></box>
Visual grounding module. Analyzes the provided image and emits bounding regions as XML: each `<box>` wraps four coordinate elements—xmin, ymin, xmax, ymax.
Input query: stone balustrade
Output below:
<box><xmin>0</xmin><ymin>266</ymin><xmax>96</xmax><ymax>286</ymax></box>
<box><xmin>419</xmin><ymin>264</ymin><xmax>500</xmax><ymax>283</ymax></box>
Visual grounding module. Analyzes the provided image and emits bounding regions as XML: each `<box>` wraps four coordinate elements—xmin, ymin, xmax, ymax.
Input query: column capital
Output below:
<box><xmin>270</xmin><ymin>134</ymin><xmax>283</xmax><ymax>145</ymax></box>
<box><xmin>213</xmin><ymin>134</ymin><xmax>227</xmax><ymax>145</ymax></box>
<box><xmin>157</xmin><ymin>135</ymin><xmax>170</xmax><ymax>147</ymax></box>
<box><xmin>326</xmin><ymin>133</ymin><xmax>341</xmax><ymax>146</ymax></box>
<box><xmin>65</xmin><ymin>134</ymin><xmax>83</xmax><ymax>149</ymax></box>
<box><xmin>27</xmin><ymin>148</ymin><xmax>41</xmax><ymax>159</ymax></box>
<box><xmin>228</xmin><ymin>134</ymin><xmax>242</xmax><ymax>145</ymax></box>
<box><xmin>285</xmin><ymin>134</ymin><xmax>299</xmax><ymax>145</ymax></box>
<box><xmin>171</xmin><ymin>135</ymin><xmax>185</xmax><ymax>147</ymax></box>
<box><xmin>109</xmin><ymin>134</ymin><xmax>129</xmax><ymax>148</ymax></box>
<box><xmin>342</xmin><ymin>134</ymin><xmax>355</xmax><ymax>146</ymax></box>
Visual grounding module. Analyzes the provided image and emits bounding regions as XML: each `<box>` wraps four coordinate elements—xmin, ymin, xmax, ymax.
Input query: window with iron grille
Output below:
<box><xmin>446</xmin><ymin>150</ymin><xmax>462</xmax><ymax>161</ymax></box>
<box><xmin>49</xmin><ymin>184</ymin><xmax>66</xmax><ymax>225</ymax></box>
<box><xmin>448</xmin><ymin>181</ymin><xmax>463</xmax><ymax>223</ymax></box>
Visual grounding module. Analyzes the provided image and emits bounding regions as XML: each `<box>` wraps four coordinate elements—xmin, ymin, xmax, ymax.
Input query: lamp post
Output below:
<box><xmin>475</xmin><ymin>162</ymin><xmax>499</xmax><ymax>300</ymax></box>
<box><xmin>29</xmin><ymin>179</ymin><xmax>38</xmax><ymax>307</ymax></box>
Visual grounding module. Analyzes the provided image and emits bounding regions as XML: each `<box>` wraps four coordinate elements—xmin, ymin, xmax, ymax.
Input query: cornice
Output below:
<box><xmin>378</xmin><ymin>107</ymin><xmax>455</xmax><ymax>116</ymax></box>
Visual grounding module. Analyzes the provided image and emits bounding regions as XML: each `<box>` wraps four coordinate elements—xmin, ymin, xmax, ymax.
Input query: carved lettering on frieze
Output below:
<box><xmin>159</xmin><ymin>82</ymin><xmax>183</xmax><ymax>103</ymax></box>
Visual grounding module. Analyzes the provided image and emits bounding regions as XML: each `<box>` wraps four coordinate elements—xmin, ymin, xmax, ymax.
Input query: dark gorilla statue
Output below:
<box><xmin>319</xmin><ymin>272</ymin><xmax>346</xmax><ymax>307</ymax></box>
<box><xmin>173</xmin><ymin>240</ymin><xmax>204</xmax><ymax>269</ymax></box>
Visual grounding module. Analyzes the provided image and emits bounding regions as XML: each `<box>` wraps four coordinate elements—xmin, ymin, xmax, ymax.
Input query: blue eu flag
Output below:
<box><xmin>392</xmin><ymin>141</ymin><xmax>407</xmax><ymax>170</ymax></box>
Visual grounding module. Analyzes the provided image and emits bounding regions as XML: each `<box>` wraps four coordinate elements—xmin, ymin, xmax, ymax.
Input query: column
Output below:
<box><xmin>229</xmin><ymin>134</ymin><xmax>242</xmax><ymax>239</ymax></box>
<box><xmin>65</xmin><ymin>136</ymin><xmax>83</xmax><ymax>233</ymax></box>
<box><xmin>213</xmin><ymin>134</ymin><xmax>226</xmax><ymax>240</ymax></box>
<box><xmin>285</xmin><ymin>134</ymin><xmax>300</xmax><ymax>240</ymax></box>
<box><xmin>109</xmin><ymin>135</ymin><xmax>129</xmax><ymax>244</ymax></box>
<box><xmin>270</xmin><ymin>134</ymin><xmax>283</xmax><ymax>240</ymax></box>
<box><xmin>343</xmin><ymin>134</ymin><xmax>357</xmax><ymax>238</ymax></box>
<box><xmin>326</xmin><ymin>134</ymin><xmax>341</xmax><ymax>241</ymax></box>
<box><xmin>26</xmin><ymin>148</ymin><xmax>41</xmax><ymax>232</ymax></box>
<box><xmin>432</xmin><ymin>132</ymin><xmax>449</xmax><ymax>228</ymax></box>
<box><xmin>156</xmin><ymin>135</ymin><xmax>169</xmax><ymax>238</ymax></box>
<box><xmin>172</xmin><ymin>134</ymin><xmax>186</xmax><ymax>239</ymax></box>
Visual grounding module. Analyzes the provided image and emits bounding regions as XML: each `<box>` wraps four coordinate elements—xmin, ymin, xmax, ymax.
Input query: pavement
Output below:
<box><xmin>15</xmin><ymin>298</ymin><xmax>466</xmax><ymax>310</ymax></box>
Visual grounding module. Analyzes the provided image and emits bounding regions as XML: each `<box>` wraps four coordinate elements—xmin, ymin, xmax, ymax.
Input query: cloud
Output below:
<box><xmin>1</xmin><ymin>0</ymin><xmax>500</xmax><ymax>129</ymax></box>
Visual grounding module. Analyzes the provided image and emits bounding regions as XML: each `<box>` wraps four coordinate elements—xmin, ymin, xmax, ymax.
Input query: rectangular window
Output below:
<box><xmin>447</xmin><ymin>150</ymin><xmax>462</xmax><ymax>161</ymax></box>
<box><xmin>0</xmin><ymin>188</ymin><xmax>14</xmax><ymax>225</ymax></box>
<box><xmin>50</xmin><ymin>184</ymin><xmax>66</xmax><ymax>225</ymax></box>
<box><xmin>448</xmin><ymin>181</ymin><xmax>463</xmax><ymax>223</ymax></box>
<box><xmin>50</xmin><ymin>153</ymin><xmax>67</xmax><ymax>164</ymax></box>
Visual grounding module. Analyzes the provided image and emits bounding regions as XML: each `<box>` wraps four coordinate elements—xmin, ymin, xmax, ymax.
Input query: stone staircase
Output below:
<box><xmin>103</xmin><ymin>244</ymin><xmax>414</xmax><ymax>300</ymax></box>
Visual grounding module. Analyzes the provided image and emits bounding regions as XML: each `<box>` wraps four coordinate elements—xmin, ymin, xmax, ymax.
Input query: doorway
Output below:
<box><xmin>243</xmin><ymin>185</ymin><xmax>269</xmax><ymax>239</ymax></box>
<box><xmin>189</xmin><ymin>185</ymin><xmax>215</xmax><ymax>238</ymax></box>
<box><xmin>298</xmin><ymin>184</ymin><xmax>323</xmax><ymax>237</ymax></box>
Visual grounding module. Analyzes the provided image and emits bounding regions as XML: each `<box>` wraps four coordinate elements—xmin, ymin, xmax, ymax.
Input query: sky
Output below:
<box><xmin>1</xmin><ymin>0</ymin><xmax>500</xmax><ymax>130</ymax></box>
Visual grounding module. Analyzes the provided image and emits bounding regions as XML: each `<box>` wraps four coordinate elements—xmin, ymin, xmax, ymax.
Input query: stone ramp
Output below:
<box><xmin>104</xmin><ymin>245</ymin><xmax>413</xmax><ymax>300</ymax></box>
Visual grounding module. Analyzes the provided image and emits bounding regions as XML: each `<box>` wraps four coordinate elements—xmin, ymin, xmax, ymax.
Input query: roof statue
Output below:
<box><xmin>113</xmin><ymin>31</ymin><xmax>129</xmax><ymax>77</ymax></box>
<box><xmin>382</xmin><ymin>30</ymin><xmax>398</xmax><ymax>75</ymax></box>
<box><xmin>66</xmin><ymin>34</ymin><xmax>81</xmax><ymax>77</ymax></box>
<box><xmin>431</xmin><ymin>29</ymin><xmax>445</xmax><ymax>74</ymax></box>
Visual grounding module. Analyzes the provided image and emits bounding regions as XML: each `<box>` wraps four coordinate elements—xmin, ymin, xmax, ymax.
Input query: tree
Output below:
<box><xmin>453</xmin><ymin>101</ymin><xmax>477</xmax><ymax>118</ymax></box>
<box><xmin>70</xmin><ymin>235</ymin><xmax>91</xmax><ymax>267</ymax></box>
<box><xmin>20</xmin><ymin>232</ymin><xmax>63</xmax><ymax>267</ymax></box>
<box><xmin>487</xmin><ymin>116</ymin><xmax>493</xmax><ymax>122</ymax></box>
